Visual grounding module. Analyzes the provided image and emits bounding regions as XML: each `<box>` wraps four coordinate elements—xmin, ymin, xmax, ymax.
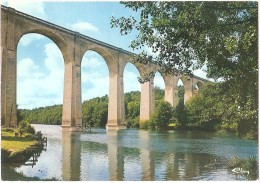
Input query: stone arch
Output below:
<box><xmin>15</xmin><ymin>28</ymin><xmax>68</xmax><ymax>63</ymax></box>
<box><xmin>122</xmin><ymin>62</ymin><xmax>141</xmax><ymax>128</ymax></box>
<box><xmin>177</xmin><ymin>75</ymin><xmax>185</xmax><ymax>87</ymax></box>
<box><xmin>80</xmin><ymin>50</ymin><xmax>110</xmax><ymax>95</ymax></box>
<box><xmin>193</xmin><ymin>81</ymin><xmax>203</xmax><ymax>95</ymax></box>
<box><xmin>82</xmin><ymin>46</ymin><xmax>117</xmax><ymax>75</ymax></box>
<box><xmin>152</xmin><ymin>70</ymin><xmax>166</xmax><ymax>105</ymax></box>
<box><xmin>80</xmin><ymin>50</ymin><xmax>109</xmax><ymax>128</ymax></box>
<box><xmin>152</xmin><ymin>69</ymin><xmax>166</xmax><ymax>88</ymax></box>
<box><xmin>179</xmin><ymin>75</ymin><xmax>193</xmax><ymax>103</ymax></box>
<box><xmin>122</xmin><ymin>62</ymin><xmax>142</xmax><ymax>90</ymax></box>
<box><xmin>16</xmin><ymin>33</ymin><xmax>65</xmax><ymax>109</ymax></box>
<box><xmin>195</xmin><ymin>81</ymin><xmax>203</xmax><ymax>89</ymax></box>
<box><xmin>131</xmin><ymin>62</ymin><xmax>148</xmax><ymax>78</ymax></box>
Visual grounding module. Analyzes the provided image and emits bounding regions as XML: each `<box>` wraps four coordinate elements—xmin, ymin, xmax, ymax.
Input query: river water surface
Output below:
<box><xmin>2</xmin><ymin>124</ymin><xmax>258</xmax><ymax>181</ymax></box>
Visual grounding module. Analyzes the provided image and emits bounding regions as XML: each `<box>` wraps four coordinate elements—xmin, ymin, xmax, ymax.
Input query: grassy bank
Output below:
<box><xmin>228</xmin><ymin>157</ymin><xmax>258</xmax><ymax>180</ymax></box>
<box><xmin>1</xmin><ymin>128</ymin><xmax>38</xmax><ymax>162</ymax></box>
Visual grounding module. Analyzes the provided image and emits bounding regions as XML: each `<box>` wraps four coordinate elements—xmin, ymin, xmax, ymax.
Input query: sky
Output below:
<box><xmin>1</xmin><ymin>0</ymin><xmax>208</xmax><ymax>109</ymax></box>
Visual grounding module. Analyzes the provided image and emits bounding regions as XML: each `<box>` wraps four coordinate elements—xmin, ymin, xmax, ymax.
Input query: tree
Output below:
<box><xmin>111</xmin><ymin>1</ymin><xmax>258</xmax><ymax>137</ymax></box>
<box><xmin>173</xmin><ymin>97</ymin><xmax>187</xmax><ymax>129</ymax></box>
<box><xmin>185</xmin><ymin>82</ymin><xmax>223</xmax><ymax>130</ymax></box>
<box><xmin>82</xmin><ymin>96</ymin><xmax>108</xmax><ymax>128</ymax></box>
<box><xmin>148</xmin><ymin>101</ymin><xmax>173</xmax><ymax>130</ymax></box>
<box><xmin>185</xmin><ymin>82</ymin><xmax>258</xmax><ymax>139</ymax></box>
<box><xmin>16</xmin><ymin>105</ymin><xmax>23</xmax><ymax>124</ymax></box>
<box><xmin>18</xmin><ymin>119</ymin><xmax>35</xmax><ymax>136</ymax></box>
<box><xmin>111</xmin><ymin>1</ymin><xmax>257</xmax><ymax>110</ymax></box>
<box><xmin>125</xmin><ymin>101</ymin><xmax>140</xmax><ymax>128</ymax></box>
<box><xmin>154</xmin><ymin>86</ymin><xmax>164</xmax><ymax>100</ymax></box>
<box><xmin>111</xmin><ymin>1</ymin><xmax>257</xmax><ymax>76</ymax></box>
<box><xmin>178</xmin><ymin>85</ymin><xmax>184</xmax><ymax>99</ymax></box>
<box><xmin>171</xmin><ymin>85</ymin><xmax>186</xmax><ymax>128</ymax></box>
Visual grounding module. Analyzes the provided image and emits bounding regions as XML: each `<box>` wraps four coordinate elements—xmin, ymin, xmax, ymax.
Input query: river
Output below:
<box><xmin>2</xmin><ymin>124</ymin><xmax>258</xmax><ymax>181</ymax></box>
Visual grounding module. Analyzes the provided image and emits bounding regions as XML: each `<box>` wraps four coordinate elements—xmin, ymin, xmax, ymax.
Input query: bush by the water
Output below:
<box><xmin>18</xmin><ymin>120</ymin><xmax>35</xmax><ymax>136</ymax></box>
<box><xmin>228</xmin><ymin>157</ymin><xmax>258</xmax><ymax>180</ymax></box>
<box><xmin>148</xmin><ymin>101</ymin><xmax>173</xmax><ymax>130</ymax></box>
<box><xmin>2</xmin><ymin>128</ymin><xmax>15</xmax><ymax>133</ymax></box>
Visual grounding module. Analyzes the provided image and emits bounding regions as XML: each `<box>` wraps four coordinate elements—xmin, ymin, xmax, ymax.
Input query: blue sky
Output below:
<box><xmin>2</xmin><ymin>0</ymin><xmax>208</xmax><ymax>109</ymax></box>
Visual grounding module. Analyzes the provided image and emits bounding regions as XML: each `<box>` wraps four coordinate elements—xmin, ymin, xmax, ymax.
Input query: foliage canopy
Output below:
<box><xmin>111</xmin><ymin>1</ymin><xmax>257</xmax><ymax>80</ymax></box>
<box><xmin>111</xmin><ymin>1</ymin><xmax>258</xmax><ymax>138</ymax></box>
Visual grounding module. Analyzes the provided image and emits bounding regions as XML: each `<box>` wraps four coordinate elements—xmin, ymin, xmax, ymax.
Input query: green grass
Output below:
<box><xmin>1</xmin><ymin>129</ymin><xmax>38</xmax><ymax>155</ymax></box>
<box><xmin>228</xmin><ymin>157</ymin><xmax>258</xmax><ymax>180</ymax></box>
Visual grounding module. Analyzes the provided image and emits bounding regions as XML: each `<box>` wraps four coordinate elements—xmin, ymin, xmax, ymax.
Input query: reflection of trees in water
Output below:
<box><xmin>1</xmin><ymin>144</ymin><xmax>49</xmax><ymax>181</ymax></box>
<box><xmin>2</xmin><ymin>166</ymin><xmax>58</xmax><ymax>181</ymax></box>
<box><xmin>165</xmin><ymin>153</ymin><xmax>181</xmax><ymax>180</ymax></box>
<box><xmin>23</xmin><ymin>144</ymin><xmax>47</xmax><ymax>167</ymax></box>
<box><xmin>80</xmin><ymin>131</ymin><xmax>222</xmax><ymax>181</ymax></box>
<box><xmin>60</xmin><ymin>130</ymin><xmax>250</xmax><ymax>181</ymax></box>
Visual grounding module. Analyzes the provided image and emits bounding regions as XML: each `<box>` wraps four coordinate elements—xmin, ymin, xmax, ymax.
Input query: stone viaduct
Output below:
<box><xmin>1</xmin><ymin>6</ymin><xmax>208</xmax><ymax>131</ymax></box>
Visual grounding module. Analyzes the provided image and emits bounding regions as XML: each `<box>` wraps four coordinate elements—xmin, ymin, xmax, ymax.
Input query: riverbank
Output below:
<box><xmin>1</xmin><ymin>128</ymin><xmax>39</xmax><ymax>163</ymax></box>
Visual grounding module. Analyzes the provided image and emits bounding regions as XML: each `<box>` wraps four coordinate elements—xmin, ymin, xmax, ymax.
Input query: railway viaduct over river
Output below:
<box><xmin>1</xmin><ymin>5</ymin><xmax>208</xmax><ymax>131</ymax></box>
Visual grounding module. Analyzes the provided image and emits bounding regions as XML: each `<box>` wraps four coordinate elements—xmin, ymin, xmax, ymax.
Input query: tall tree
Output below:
<box><xmin>111</xmin><ymin>1</ymin><xmax>257</xmax><ymax>77</ymax></box>
<box><xmin>111</xmin><ymin>1</ymin><xmax>258</xmax><ymax>135</ymax></box>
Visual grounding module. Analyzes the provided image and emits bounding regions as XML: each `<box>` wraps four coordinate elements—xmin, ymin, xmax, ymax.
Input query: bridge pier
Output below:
<box><xmin>106</xmin><ymin>61</ymin><xmax>126</xmax><ymax>130</ymax></box>
<box><xmin>1</xmin><ymin>9</ymin><xmax>17</xmax><ymax>127</ymax></box>
<box><xmin>61</xmin><ymin>36</ymin><xmax>82</xmax><ymax>132</ymax></box>
<box><xmin>183</xmin><ymin>78</ymin><xmax>194</xmax><ymax>103</ymax></box>
<box><xmin>164</xmin><ymin>75</ymin><xmax>179</xmax><ymax>108</ymax></box>
<box><xmin>140</xmin><ymin>80</ymin><xmax>154</xmax><ymax>128</ymax></box>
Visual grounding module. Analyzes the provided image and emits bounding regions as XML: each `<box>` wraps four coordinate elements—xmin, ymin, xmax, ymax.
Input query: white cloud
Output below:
<box><xmin>177</xmin><ymin>79</ymin><xmax>184</xmax><ymax>86</ymax></box>
<box><xmin>154</xmin><ymin>72</ymin><xmax>165</xmax><ymax>89</ymax></box>
<box><xmin>123</xmin><ymin>63</ymin><xmax>140</xmax><ymax>93</ymax></box>
<box><xmin>17</xmin><ymin>42</ymin><xmax>64</xmax><ymax>109</ymax></box>
<box><xmin>82</xmin><ymin>57</ymin><xmax>102</xmax><ymax>70</ymax></box>
<box><xmin>68</xmin><ymin>21</ymin><xmax>99</xmax><ymax>34</ymax></box>
<box><xmin>144</xmin><ymin>45</ymin><xmax>160</xmax><ymax>58</ymax></box>
<box><xmin>19</xmin><ymin>34</ymin><xmax>44</xmax><ymax>47</ymax></box>
<box><xmin>17</xmin><ymin>58</ymin><xmax>44</xmax><ymax>79</ymax></box>
<box><xmin>81</xmin><ymin>53</ymin><xmax>110</xmax><ymax>101</ymax></box>
<box><xmin>193</xmin><ymin>69</ymin><xmax>207</xmax><ymax>80</ymax></box>
<box><xmin>5</xmin><ymin>0</ymin><xmax>47</xmax><ymax>19</ymax></box>
<box><xmin>44</xmin><ymin>43</ymin><xmax>64</xmax><ymax>71</ymax></box>
<box><xmin>82</xmin><ymin>76</ymin><xmax>109</xmax><ymax>101</ymax></box>
<box><xmin>1</xmin><ymin>0</ymin><xmax>8</xmax><ymax>6</ymax></box>
<box><xmin>123</xmin><ymin>70</ymin><xmax>140</xmax><ymax>93</ymax></box>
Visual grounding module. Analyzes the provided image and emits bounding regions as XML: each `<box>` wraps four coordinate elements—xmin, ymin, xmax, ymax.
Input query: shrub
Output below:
<box><xmin>228</xmin><ymin>157</ymin><xmax>258</xmax><ymax>180</ymax></box>
<box><xmin>2</xmin><ymin>128</ymin><xmax>14</xmax><ymax>132</ymax></box>
<box><xmin>140</xmin><ymin>120</ymin><xmax>149</xmax><ymax>129</ymax></box>
<box><xmin>126</xmin><ymin>116</ymin><xmax>140</xmax><ymax>128</ymax></box>
<box><xmin>18</xmin><ymin>120</ymin><xmax>35</xmax><ymax>136</ymax></box>
<box><xmin>148</xmin><ymin>101</ymin><xmax>173</xmax><ymax>130</ymax></box>
<box><xmin>26</xmin><ymin>125</ymin><xmax>35</xmax><ymax>135</ymax></box>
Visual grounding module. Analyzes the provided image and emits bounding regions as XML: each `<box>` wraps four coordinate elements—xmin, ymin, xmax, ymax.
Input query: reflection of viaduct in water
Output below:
<box><xmin>1</xmin><ymin>6</ymin><xmax>208</xmax><ymax>131</ymax></box>
<box><xmin>61</xmin><ymin>131</ymin><xmax>215</xmax><ymax>181</ymax></box>
<box><xmin>61</xmin><ymin>131</ymin><xmax>156</xmax><ymax>181</ymax></box>
<box><xmin>61</xmin><ymin>132</ymin><xmax>81</xmax><ymax>181</ymax></box>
